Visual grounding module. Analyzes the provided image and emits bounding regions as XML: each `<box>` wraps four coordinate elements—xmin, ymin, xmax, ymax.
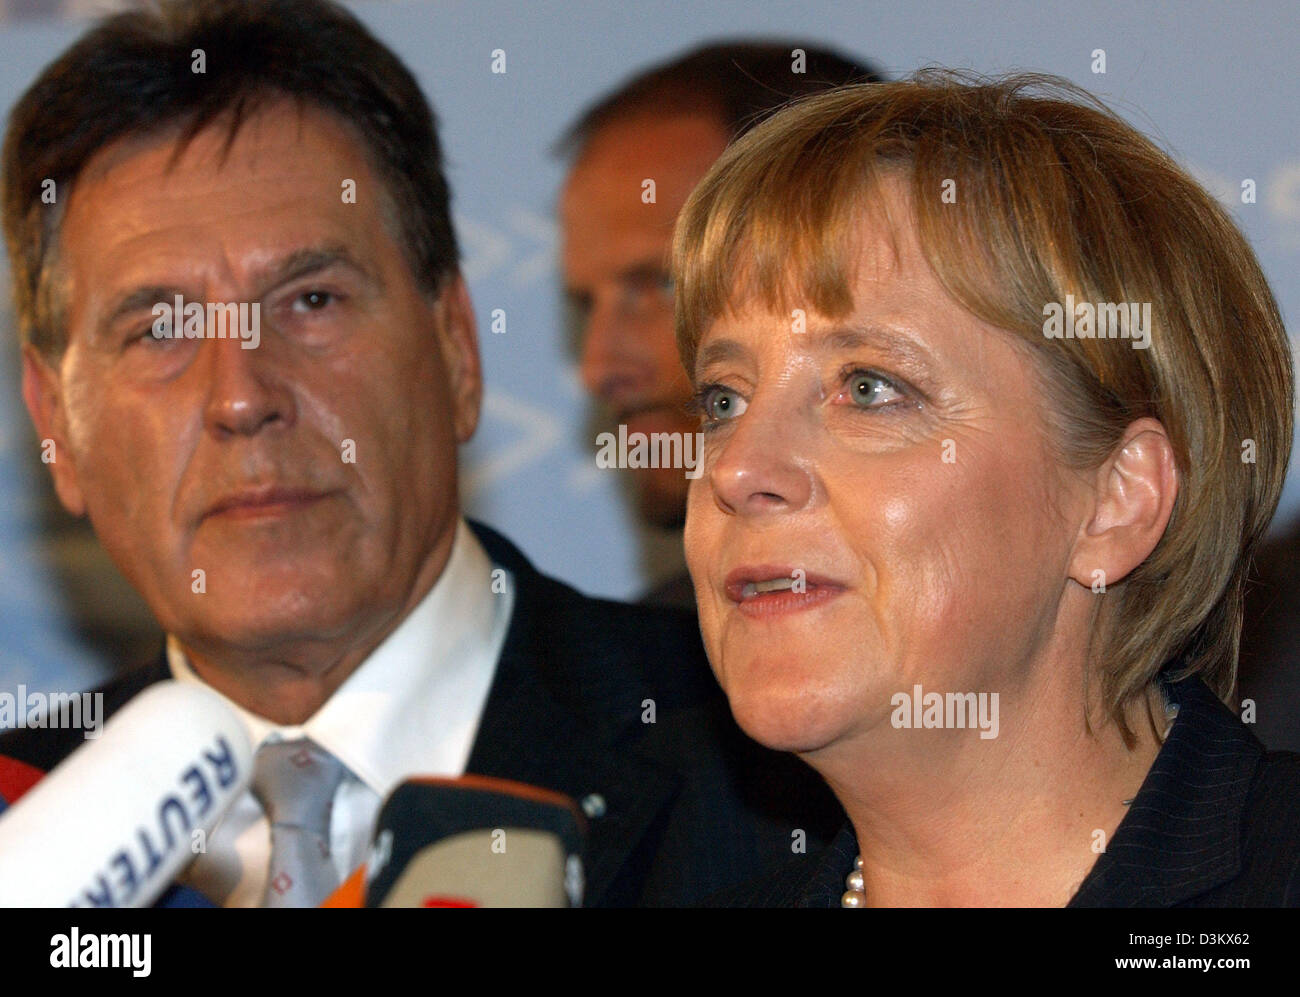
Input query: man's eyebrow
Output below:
<box><xmin>617</xmin><ymin>261</ymin><xmax>671</xmax><ymax>283</ymax></box>
<box><xmin>250</xmin><ymin>243</ymin><xmax>381</xmax><ymax>292</ymax></box>
<box><xmin>565</xmin><ymin>260</ymin><xmax>670</xmax><ymax>300</ymax></box>
<box><xmin>104</xmin><ymin>286</ymin><xmax>185</xmax><ymax>328</ymax></box>
<box><xmin>101</xmin><ymin>244</ymin><xmax>380</xmax><ymax>328</ymax></box>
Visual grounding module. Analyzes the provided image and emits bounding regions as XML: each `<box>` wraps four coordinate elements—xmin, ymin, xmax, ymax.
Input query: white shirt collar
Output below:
<box><xmin>167</xmin><ymin>517</ymin><xmax>513</xmax><ymax>796</ymax></box>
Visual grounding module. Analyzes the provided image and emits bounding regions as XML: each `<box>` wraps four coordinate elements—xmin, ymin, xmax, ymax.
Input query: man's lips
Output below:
<box><xmin>723</xmin><ymin>564</ymin><xmax>848</xmax><ymax>618</ymax></box>
<box><xmin>201</xmin><ymin>486</ymin><xmax>334</xmax><ymax>521</ymax></box>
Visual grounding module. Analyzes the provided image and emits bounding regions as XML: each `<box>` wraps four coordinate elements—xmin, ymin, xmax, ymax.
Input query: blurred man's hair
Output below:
<box><xmin>557</xmin><ymin>40</ymin><xmax>884</xmax><ymax>158</ymax></box>
<box><xmin>2</xmin><ymin>0</ymin><xmax>457</xmax><ymax>358</ymax></box>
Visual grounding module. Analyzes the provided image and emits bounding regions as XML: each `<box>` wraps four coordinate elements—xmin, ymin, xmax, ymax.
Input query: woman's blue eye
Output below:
<box><xmin>699</xmin><ymin>385</ymin><xmax>748</xmax><ymax>423</ymax></box>
<box><xmin>846</xmin><ymin>370</ymin><xmax>903</xmax><ymax>408</ymax></box>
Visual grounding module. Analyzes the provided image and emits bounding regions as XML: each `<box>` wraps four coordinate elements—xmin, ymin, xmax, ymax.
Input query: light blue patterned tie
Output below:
<box><xmin>251</xmin><ymin>738</ymin><xmax>346</xmax><ymax>908</ymax></box>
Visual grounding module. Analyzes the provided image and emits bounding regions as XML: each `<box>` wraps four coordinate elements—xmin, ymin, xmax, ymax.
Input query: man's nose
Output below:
<box><xmin>579</xmin><ymin>291</ymin><xmax>675</xmax><ymax>407</ymax></box>
<box><xmin>199</xmin><ymin>334</ymin><xmax>294</xmax><ymax>438</ymax></box>
<box><xmin>578</xmin><ymin>295</ymin><xmax>634</xmax><ymax>401</ymax></box>
<box><xmin>706</xmin><ymin>393</ymin><xmax>814</xmax><ymax>518</ymax></box>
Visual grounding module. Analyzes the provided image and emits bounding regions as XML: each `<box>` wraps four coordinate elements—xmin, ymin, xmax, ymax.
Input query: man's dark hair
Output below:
<box><xmin>1</xmin><ymin>0</ymin><xmax>457</xmax><ymax>357</ymax></box>
<box><xmin>558</xmin><ymin>40</ymin><xmax>884</xmax><ymax>159</ymax></box>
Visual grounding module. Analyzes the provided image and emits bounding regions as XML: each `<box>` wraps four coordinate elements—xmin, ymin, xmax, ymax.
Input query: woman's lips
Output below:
<box><xmin>724</xmin><ymin>565</ymin><xmax>847</xmax><ymax>618</ymax></box>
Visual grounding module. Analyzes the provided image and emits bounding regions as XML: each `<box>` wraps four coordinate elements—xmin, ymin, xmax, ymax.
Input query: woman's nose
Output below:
<box><xmin>706</xmin><ymin>393</ymin><xmax>815</xmax><ymax>518</ymax></box>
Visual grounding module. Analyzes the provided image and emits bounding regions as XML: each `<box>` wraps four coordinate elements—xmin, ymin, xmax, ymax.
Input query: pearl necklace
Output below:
<box><xmin>841</xmin><ymin>854</ymin><xmax>865</xmax><ymax>908</ymax></box>
<box><xmin>840</xmin><ymin>695</ymin><xmax>1180</xmax><ymax>907</ymax></box>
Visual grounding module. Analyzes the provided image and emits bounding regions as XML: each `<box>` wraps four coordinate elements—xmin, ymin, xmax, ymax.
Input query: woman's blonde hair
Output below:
<box><xmin>673</xmin><ymin>72</ymin><xmax>1294</xmax><ymax>734</ymax></box>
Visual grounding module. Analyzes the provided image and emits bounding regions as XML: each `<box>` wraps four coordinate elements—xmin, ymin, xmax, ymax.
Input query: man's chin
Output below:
<box><xmin>166</xmin><ymin>593</ymin><xmax>359</xmax><ymax>656</ymax></box>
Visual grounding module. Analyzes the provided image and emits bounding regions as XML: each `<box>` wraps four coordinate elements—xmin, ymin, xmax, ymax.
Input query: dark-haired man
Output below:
<box><xmin>0</xmin><ymin>0</ymin><xmax>838</xmax><ymax>906</ymax></box>
<box><xmin>560</xmin><ymin>42</ymin><xmax>882</xmax><ymax>605</ymax></box>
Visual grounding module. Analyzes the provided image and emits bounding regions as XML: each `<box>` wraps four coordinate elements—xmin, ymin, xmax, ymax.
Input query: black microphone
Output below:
<box><xmin>362</xmin><ymin>775</ymin><xmax>586</xmax><ymax>907</ymax></box>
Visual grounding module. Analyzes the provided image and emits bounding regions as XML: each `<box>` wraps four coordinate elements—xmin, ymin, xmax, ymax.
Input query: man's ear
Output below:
<box><xmin>1068</xmin><ymin>417</ymin><xmax>1178</xmax><ymax>590</ymax></box>
<box><xmin>21</xmin><ymin>345</ymin><xmax>87</xmax><ymax>517</ymax></box>
<box><xmin>431</xmin><ymin>271</ymin><xmax>483</xmax><ymax>443</ymax></box>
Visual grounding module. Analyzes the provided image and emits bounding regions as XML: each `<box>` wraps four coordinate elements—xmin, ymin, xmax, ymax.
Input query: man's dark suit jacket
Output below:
<box><xmin>715</xmin><ymin>672</ymin><xmax>1300</xmax><ymax>907</ymax></box>
<box><xmin>0</xmin><ymin>521</ymin><xmax>841</xmax><ymax>907</ymax></box>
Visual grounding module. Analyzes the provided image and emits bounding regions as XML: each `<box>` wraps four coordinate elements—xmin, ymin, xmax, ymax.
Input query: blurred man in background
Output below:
<box><xmin>559</xmin><ymin>42</ymin><xmax>883</xmax><ymax>606</ymax></box>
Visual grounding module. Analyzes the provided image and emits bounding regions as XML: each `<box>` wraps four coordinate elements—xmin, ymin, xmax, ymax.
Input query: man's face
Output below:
<box><xmin>560</xmin><ymin>111</ymin><xmax>730</xmax><ymax>528</ymax></box>
<box><xmin>23</xmin><ymin>101</ymin><xmax>481</xmax><ymax>663</ymax></box>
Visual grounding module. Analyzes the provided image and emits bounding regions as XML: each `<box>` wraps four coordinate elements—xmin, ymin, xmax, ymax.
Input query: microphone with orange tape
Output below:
<box><xmin>326</xmin><ymin>774</ymin><xmax>586</xmax><ymax>908</ymax></box>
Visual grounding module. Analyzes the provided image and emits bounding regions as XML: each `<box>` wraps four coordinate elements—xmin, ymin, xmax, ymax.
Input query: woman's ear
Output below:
<box><xmin>1068</xmin><ymin>417</ymin><xmax>1178</xmax><ymax>591</ymax></box>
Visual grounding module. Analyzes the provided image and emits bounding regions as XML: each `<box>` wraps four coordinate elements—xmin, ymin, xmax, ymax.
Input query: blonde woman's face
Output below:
<box><xmin>683</xmin><ymin>203</ymin><xmax>1091</xmax><ymax>757</ymax></box>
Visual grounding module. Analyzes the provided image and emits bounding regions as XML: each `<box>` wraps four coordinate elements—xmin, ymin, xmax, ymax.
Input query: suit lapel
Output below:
<box><xmin>464</xmin><ymin>545</ymin><xmax>682</xmax><ymax>907</ymax></box>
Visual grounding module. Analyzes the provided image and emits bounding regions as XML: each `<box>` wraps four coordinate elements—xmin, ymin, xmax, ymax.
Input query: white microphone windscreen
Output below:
<box><xmin>0</xmin><ymin>680</ymin><xmax>252</xmax><ymax>907</ymax></box>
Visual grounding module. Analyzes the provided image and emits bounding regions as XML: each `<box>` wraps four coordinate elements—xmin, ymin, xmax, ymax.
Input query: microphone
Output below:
<box><xmin>0</xmin><ymin>754</ymin><xmax>45</xmax><ymax>808</ymax></box>
<box><xmin>361</xmin><ymin>775</ymin><xmax>586</xmax><ymax>907</ymax></box>
<box><xmin>0</xmin><ymin>681</ymin><xmax>252</xmax><ymax>907</ymax></box>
